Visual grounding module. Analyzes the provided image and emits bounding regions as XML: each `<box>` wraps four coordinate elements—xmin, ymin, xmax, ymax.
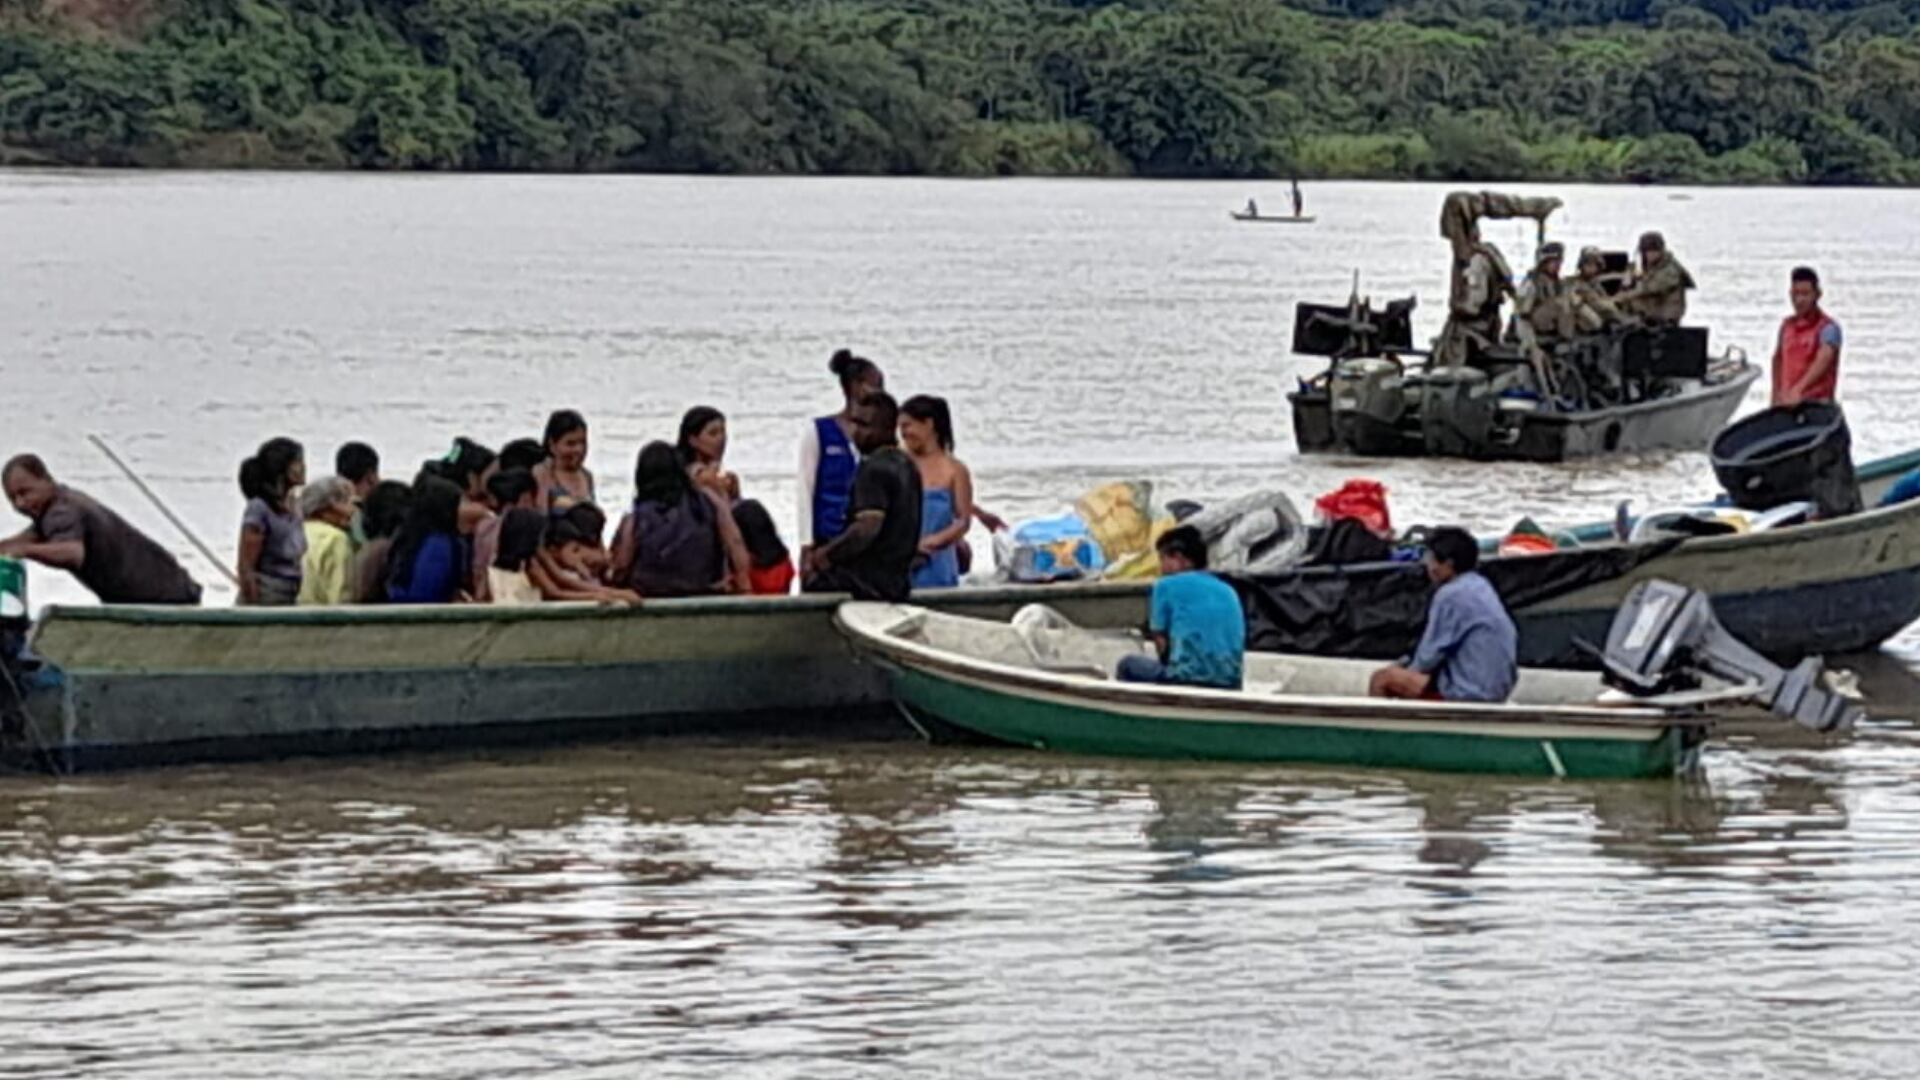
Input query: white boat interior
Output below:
<box><xmin>841</xmin><ymin>602</ymin><xmax>1711</xmax><ymax>711</ymax></box>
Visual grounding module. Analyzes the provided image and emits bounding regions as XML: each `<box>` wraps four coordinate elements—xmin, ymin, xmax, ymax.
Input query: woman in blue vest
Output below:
<box><xmin>797</xmin><ymin>349</ymin><xmax>884</xmax><ymax>572</ymax></box>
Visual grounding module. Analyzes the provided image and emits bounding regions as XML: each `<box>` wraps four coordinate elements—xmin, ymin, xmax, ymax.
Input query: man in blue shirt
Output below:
<box><xmin>1116</xmin><ymin>525</ymin><xmax>1244</xmax><ymax>690</ymax></box>
<box><xmin>1369</xmin><ymin>527</ymin><xmax>1516</xmax><ymax>702</ymax></box>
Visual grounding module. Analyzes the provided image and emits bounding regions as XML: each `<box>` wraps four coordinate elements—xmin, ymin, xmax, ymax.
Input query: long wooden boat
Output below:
<box><xmin>834</xmin><ymin>602</ymin><xmax>1718</xmax><ymax>779</ymax></box>
<box><xmin>6</xmin><ymin>449</ymin><xmax>1915</xmax><ymax>771</ymax></box>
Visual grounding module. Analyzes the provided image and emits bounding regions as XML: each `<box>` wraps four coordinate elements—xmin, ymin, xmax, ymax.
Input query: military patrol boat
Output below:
<box><xmin>1287</xmin><ymin>192</ymin><xmax>1758</xmax><ymax>462</ymax></box>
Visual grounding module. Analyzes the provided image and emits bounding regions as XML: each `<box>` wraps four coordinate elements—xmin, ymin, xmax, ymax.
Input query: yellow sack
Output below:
<box><xmin>1076</xmin><ymin>480</ymin><xmax>1154</xmax><ymax>562</ymax></box>
<box><xmin>1102</xmin><ymin>518</ymin><xmax>1177</xmax><ymax>580</ymax></box>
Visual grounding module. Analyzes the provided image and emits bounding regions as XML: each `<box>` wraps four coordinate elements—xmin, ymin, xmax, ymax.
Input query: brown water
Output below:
<box><xmin>5</xmin><ymin>693</ymin><xmax>1920</xmax><ymax>1079</ymax></box>
<box><xmin>4</xmin><ymin>172</ymin><xmax>1920</xmax><ymax>1075</ymax></box>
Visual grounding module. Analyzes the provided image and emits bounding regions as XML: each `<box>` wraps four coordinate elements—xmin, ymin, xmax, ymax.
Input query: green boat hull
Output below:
<box><xmin>892</xmin><ymin>668</ymin><xmax>1693</xmax><ymax>780</ymax></box>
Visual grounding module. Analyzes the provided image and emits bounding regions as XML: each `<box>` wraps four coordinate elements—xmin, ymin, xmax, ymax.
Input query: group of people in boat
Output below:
<box><xmin>0</xmin><ymin>349</ymin><xmax>995</xmax><ymax>610</ymax></box>
<box><xmin>1119</xmin><ymin>522</ymin><xmax>1518</xmax><ymax>703</ymax></box>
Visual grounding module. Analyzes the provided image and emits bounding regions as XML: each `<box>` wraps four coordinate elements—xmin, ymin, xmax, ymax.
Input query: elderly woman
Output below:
<box><xmin>296</xmin><ymin>477</ymin><xmax>358</xmax><ymax>606</ymax></box>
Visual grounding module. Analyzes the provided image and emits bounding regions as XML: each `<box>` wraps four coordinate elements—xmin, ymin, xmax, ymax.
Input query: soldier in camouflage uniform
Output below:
<box><xmin>1435</xmin><ymin>191</ymin><xmax>1562</xmax><ymax>366</ymax></box>
<box><xmin>1617</xmin><ymin>231</ymin><xmax>1693</xmax><ymax>326</ymax></box>
<box><xmin>1568</xmin><ymin>246</ymin><xmax>1626</xmax><ymax>332</ymax></box>
<box><xmin>1512</xmin><ymin>241</ymin><xmax>1573</xmax><ymax>346</ymax></box>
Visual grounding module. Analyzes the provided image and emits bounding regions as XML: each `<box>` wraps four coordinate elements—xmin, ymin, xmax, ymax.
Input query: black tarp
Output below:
<box><xmin>1228</xmin><ymin>540</ymin><xmax>1680</xmax><ymax>661</ymax></box>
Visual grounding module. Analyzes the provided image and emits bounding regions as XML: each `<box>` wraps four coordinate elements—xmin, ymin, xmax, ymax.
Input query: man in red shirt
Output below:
<box><xmin>1772</xmin><ymin>266</ymin><xmax>1842</xmax><ymax>407</ymax></box>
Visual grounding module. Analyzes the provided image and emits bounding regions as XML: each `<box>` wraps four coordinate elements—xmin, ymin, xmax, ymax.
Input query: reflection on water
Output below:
<box><xmin>3</xmin><ymin>718</ymin><xmax>1919</xmax><ymax>1078</ymax></box>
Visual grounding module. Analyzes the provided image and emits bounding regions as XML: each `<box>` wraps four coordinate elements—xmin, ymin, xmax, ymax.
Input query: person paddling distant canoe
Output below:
<box><xmin>1246</xmin><ymin>198</ymin><xmax>1258</xmax><ymax>218</ymax></box>
<box><xmin>0</xmin><ymin>453</ymin><xmax>202</xmax><ymax>605</ymax></box>
<box><xmin>1291</xmin><ymin>179</ymin><xmax>1303</xmax><ymax>219</ymax></box>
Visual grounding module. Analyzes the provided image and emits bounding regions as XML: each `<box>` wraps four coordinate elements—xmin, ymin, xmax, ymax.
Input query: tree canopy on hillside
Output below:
<box><xmin>2</xmin><ymin>0</ymin><xmax>1917</xmax><ymax>182</ymax></box>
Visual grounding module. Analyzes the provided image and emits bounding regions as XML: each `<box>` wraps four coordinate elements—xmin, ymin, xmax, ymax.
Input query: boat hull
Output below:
<box><xmin>886</xmin><ymin>662</ymin><xmax>1692</xmax><ymax>780</ymax></box>
<box><xmin>8</xmin><ymin>449</ymin><xmax>1915</xmax><ymax>771</ymax></box>
<box><xmin>1290</xmin><ymin>363</ymin><xmax>1758</xmax><ymax>462</ymax></box>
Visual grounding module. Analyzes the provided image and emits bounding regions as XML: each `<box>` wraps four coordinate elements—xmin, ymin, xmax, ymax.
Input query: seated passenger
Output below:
<box><xmin>563</xmin><ymin>501</ymin><xmax>618</xmax><ymax>582</ymax></box>
<box><xmin>296</xmin><ymin>477</ymin><xmax>357</xmax><ymax>606</ymax></box>
<box><xmin>385</xmin><ymin>475</ymin><xmax>467</xmax><ymax>604</ymax></box>
<box><xmin>676</xmin><ymin>406</ymin><xmax>742</xmax><ymax>502</ymax></box>
<box><xmin>488</xmin><ymin>508</ymin><xmax>546</xmax><ymax>606</ymax></box>
<box><xmin>335</xmin><ymin>441</ymin><xmax>381</xmax><ymax>546</ymax></box>
<box><xmin>350</xmin><ymin>481</ymin><xmax>411</xmax><ymax>604</ymax></box>
<box><xmin>610</xmin><ymin>442</ymin><xmax>751</xmax><ymax>597</ymax></box>
<box><xmin>423</xmin><ymin>437</ymin><xmax>497</xmax><ymax>536</ymax></box>
<box><xmin>470</xmin><ymin>468</ymin><xmax>537</xmax><ymax>602</ymax></box>
<box><xmin>498</xmin><ymin>437</ymin><xmax>547</xmax><ymax>475</ymax></box>
<box><xmin>1116</xmin><ymin>525</ymin><xmax>1244</xmax><ymax>690</ymax></box>
<box><xmin>530</xmin><ymin>515</ymin><xmax>640</xmax><ymax>604</ymax></box>
<box><xmin>0</xmin><ymin>454</ymin><xmax>202</xmax><ymax>605</ymax></box>
<box><xmin>731</xmin><ymin>499</ymin><xmax>795</xmax><ymax>596</ymax></box>
<box><xmin>533</xmin><ymin>410</ymin><xmax>596</xmax><ymax>513</ymax></box>
<box><xmin>1369</xmin><ymin>527</ymin><xmax>1517</xmax><ymax>703</ymax></box>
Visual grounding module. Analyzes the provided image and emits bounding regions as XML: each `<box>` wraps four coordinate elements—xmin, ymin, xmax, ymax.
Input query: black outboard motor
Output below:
<box><xmin>1711</xmin><ymin>402</ymin><xmax>1861</xmax><ymax>518</ymax></box>
<box><xmin>1601</xmin><ymin>579</ymin><xmax>1861</xmax><ymax>733</ymax></box>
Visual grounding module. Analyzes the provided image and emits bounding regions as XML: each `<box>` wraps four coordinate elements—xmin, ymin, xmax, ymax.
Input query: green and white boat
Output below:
<box><xmin>836</xmin><ymin>600</ymin><xmax>1774</xmax><ymax>780</ymax></box>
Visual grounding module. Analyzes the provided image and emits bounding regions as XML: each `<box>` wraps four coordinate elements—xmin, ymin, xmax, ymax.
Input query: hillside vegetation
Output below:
<box><xmin>4</xmin><ymin>0</ymin><xmax>1919</xmax><ymax>182</ymax></box>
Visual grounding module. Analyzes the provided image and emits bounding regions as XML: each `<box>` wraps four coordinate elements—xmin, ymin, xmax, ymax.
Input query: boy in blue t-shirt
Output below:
<box><xmin>1116</xmin><ymin>525</ymin><xmax>1245</xmax><ymax>690</ymax></box>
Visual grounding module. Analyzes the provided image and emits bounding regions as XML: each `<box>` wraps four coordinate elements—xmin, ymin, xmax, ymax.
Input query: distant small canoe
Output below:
<box><xmin>836</xmin><ymin>602</ymin><xmax>1722</xmax><ymax>779</ymax></box>
<box><xmin>1230</xmin><ymin>211</ymin><xmax>1315</xmax><ymax>224</ymax></box>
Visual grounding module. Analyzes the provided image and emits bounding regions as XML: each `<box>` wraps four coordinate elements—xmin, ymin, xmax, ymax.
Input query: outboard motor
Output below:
<box><xmin>1601</xmin><ymin>579</ymin><xmax>1860</xmax><ymax>733</ymax></box>
<box><xmin>1330</xmin><ymin>358</ymin><xmax>1405</xmax><ymax>454</ymax></box>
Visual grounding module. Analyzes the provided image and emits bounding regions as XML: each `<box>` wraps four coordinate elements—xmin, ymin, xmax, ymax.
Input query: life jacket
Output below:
<box><xmin>1774</xmin><ymin>310</ymin><xmax>1839</xmax><ymax>404</ymax></box>
<box><xmin>811</xmin><ymin>415</ymin><xmax>858</xmax><ymax>545</ymax></box>
<box><xmin>626</xmin><ymin>491</ymin><xmax>723</xmax><ymax>598</ymax></box>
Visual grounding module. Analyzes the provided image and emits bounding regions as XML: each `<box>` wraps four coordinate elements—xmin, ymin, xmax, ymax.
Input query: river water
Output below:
<box><xmin>4</xmin><ymin>172</ymin><xmax>1920</xmax><ymax>1076</ymax></box>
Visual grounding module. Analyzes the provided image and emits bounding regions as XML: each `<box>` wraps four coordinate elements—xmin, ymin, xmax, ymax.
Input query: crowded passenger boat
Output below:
<box><xmin>2</xmin><ymin>347</ymin><xmax>984</xmax><ymax>615</ymax></box>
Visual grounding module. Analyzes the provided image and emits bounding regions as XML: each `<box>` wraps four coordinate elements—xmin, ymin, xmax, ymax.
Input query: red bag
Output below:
<box><xmin>1314</xmin><ymin>480</ymin><xmax>1392</xmax><ymax>536</ymax></box>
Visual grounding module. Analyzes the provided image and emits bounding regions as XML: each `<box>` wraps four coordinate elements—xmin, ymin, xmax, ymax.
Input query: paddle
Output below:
<box><xmin>87</xmin><ymin>433</ymin><xmax>242</xmax><ymax>589</ymax></box>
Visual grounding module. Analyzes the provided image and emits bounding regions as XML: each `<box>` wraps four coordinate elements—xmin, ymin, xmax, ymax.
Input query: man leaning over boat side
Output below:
<box><xmin>1115</xmin><ymin>525</ymin><xmax>1244</xmax><ymax>691</ymax></box>
<box><xmin>0</xmin><ymin>454</ymin><xmax>202</xmax><ymax>606</ymax></box>
<box><xmin>1369</xmin><ymin>527</ymin><xmax>1515</xmax><ymax>704</ymax></box>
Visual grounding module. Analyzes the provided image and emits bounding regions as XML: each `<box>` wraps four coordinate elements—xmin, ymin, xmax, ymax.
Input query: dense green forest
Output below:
<box><xmin>4</xmin><ymin>0</ymin><xmax>1920</xmax><ymax>182</ymax></box>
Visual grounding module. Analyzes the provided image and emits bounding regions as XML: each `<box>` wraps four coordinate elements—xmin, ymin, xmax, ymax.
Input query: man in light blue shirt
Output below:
<box><xmin>1116</xmin><ymin>525</ymin><xmax>1244</xmax><ymax>690</ymax></box>
<box><xmin>1369</xmin><ymin>527</ymin><xmax>1516</xmax><ymax>702</ymax></box>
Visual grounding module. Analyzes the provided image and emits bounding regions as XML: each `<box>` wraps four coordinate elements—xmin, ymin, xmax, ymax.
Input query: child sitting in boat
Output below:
<box><xmin>488</xmin><ymin>509</ymin><xmax>546</xmax><ymax>606</ymax></box>
<box><xmin>1116</xmin><ymin>525</ymin><xmax>1244</xmax><ymax>690</ymax></box>
<box><xmin>532</xmin><ymin>508</ymin><xmax>640</xmax><ymax>605</ymax></box>
<box><xmin>1369</xmin><ymin>527</ymin><xmax>1517</xmax><ymax>703</ymax></box>
<box><xmin>731</xmin><ymin>499</ymin><xmax>795</xmax><ymax>596</ymax></box>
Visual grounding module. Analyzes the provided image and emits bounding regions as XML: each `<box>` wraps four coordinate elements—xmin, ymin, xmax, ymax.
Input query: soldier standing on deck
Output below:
<box><xmin>1434</xmin><ymin>191</ymin><xmax>1561</xmax><ymax>367</ymax></box>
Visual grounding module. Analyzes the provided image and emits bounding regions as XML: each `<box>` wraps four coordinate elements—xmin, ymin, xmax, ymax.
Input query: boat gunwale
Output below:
<box><xmin>834</xmin><ymin>603</ymin><xmax>1707</xmax><ymax>734</ymax></box>
<box><xmin>1514</xmin><ymin>359</ymin><xmax>1760</xmax><ymax>429</ymax></box>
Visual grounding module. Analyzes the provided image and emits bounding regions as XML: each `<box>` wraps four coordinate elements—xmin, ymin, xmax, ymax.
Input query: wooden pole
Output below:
<box><xmin>85</xmin><ymin>434</ymin><xmax>240</xmax><ymax>588</ymax></box>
